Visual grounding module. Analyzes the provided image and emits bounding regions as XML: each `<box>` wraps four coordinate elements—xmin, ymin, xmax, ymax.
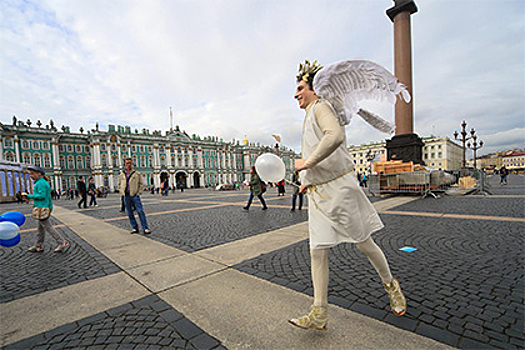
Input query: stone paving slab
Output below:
<box><xmin>234</xmin><ymin>214</ymin><xmax>525</xmax><ymax>349</ymax></box>
<box><xmin>5</xmin><ymin>294</ymin><xmax>226</xmax><ymax>350</ymax></box>
<box><xmin>0</xmin><ymin>217</ymin><xmax>121</xmax><ymax>303</ymax></box>
<box><xmin>127</xmin><ymin>254</ymin><xmax>227</xmax><ymax>293</ymax></box>
<box><xmin>0</xmin><ymin>272</ymin><xmax>150</xmax><ymax>346</ymax></box>
<box><xmin>391</xmin><ymin>196</ymin><xmax>525</xmax><ymax>218</ymax></box>
<box><xmin>160</xmin><ymin>268</ymin><xmax>452</xmax><ymax>350</ymax></box>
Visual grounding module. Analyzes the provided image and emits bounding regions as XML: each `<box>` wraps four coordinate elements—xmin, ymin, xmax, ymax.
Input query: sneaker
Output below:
<box><xmin>54</xmin><ymin>242</ymin><xmax>69</xmax><ymax>253</ymax></box>
<box><xmin>262</xmin><ymin>207</ymin><xmax>268</xmax><ymax>210</ymax></box>
<box><xmin>130</xmin><ymin>229</ymin><xmax>139</xmax><ymax>234</ymax></box>
<box><xmin>242</xmin><ymin>207</ymin><xmax>249</xmax><ymax>211</ymax></box>
<box><xmin>383</xmin><ymin>278</ymin><xmax>406</xmax><ymax>316</ymax></box>
<box><xmin>288</xmin><ymin>305</ymin><xmax>327</xmax><ymax>331</ymax></box>
<box><xmin>28</xmin><ymin>245</ymin><xmax>44</xmax><ymax>252</ymax></box>
<box><xmin>144</xmin><ymin>229</ymin><xmax>151</xmax><ymax>234</ymax></box>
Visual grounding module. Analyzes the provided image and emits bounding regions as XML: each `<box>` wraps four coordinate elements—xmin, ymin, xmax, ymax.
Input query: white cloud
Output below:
<box><xmin>0</xmin><ymin>0</ymin><xmax>523</xmax><ymax>157</ymax></box>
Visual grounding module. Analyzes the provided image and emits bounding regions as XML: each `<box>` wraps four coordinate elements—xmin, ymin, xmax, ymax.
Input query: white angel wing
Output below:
<box><xmin>312</xmin><ymin>60</ymin><xmax>411</xmax><ymax>133</ymax></box>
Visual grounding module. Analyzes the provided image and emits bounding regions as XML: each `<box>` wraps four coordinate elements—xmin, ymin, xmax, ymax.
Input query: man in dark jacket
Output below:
<box><xmin>243</xmin><ymin>166</ymin><xmax>268</xmax><ymax>210</ymax></box>
<box><xmin>77</xmin><ymin>176</ymin><xmax>87</xmax><ymax>209</ymax></box>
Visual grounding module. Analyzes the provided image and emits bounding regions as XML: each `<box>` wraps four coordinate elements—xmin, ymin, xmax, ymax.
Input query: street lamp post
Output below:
<box><xmin>453</xmin><ymin>120</ymin><xmax>476</xmax><ymax>169</ymax></box>
<box><xmin>467</xmin><ymin>135</ymin><xmax>484</xmax><ymax>170</ymax></box>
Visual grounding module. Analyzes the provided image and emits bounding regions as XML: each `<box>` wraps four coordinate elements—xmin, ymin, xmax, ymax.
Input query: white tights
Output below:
<box><xmin>311</xmin><ymin>237</ymin><xmax>393</xmax><ymax>307</ymax></box>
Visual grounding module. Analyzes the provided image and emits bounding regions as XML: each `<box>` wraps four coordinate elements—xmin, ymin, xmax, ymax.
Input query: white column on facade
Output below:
<box><xmin>166</xmin><ymin>145</ymin><xmax>171</xmax><ymax>169</ymax></box>
<box><xmin>154</xmin><ymin>144</ymin><xmax>160</xmax><ymax>167</ymax></box>
<box><xmin>117</xmin><ymin>140</ymin><xmax>122</xmax><ymax>168</ymax></box>
<box><xmin>14</xmin><ymin>136</ymin><xmax>20</xmax><ymax>163</ymax></box>
<box><xmin>0</xmin><ymin>136</ymin><xmax>4</xmax><ymax>160</ymax></box>
<box><xmin>108</xmin><ymin>173</ymin><xmax>115</xmax><ymax>192</ymax></box>
<box><xmin>106</xmin><ymin>142</ymin><xmax>111</xmax><ymax>170</ymax></box>
<box><xmin>197</xmin><ymin>149</ymin><xmax>203</xmax><ymax>169</ymax></box>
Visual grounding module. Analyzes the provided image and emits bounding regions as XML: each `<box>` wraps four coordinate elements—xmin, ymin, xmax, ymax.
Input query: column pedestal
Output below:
<box><xmin>386</xmin><ymin>133</ymin><xmax>424</xmax><ymax>164</ymax></box>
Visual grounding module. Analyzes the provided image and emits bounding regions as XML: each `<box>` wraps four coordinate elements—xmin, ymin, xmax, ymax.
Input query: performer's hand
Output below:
<box><xmin>299</xmin><ymin>184</ymin><xmax>309</xmax><ymax>194</ymax></box>
<box><xmin>294</xmin><ymin>159</ymin><xmax>307</xmax><ymax>171</ymax></box>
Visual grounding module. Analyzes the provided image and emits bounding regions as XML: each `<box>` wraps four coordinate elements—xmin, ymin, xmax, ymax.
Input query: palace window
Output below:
<box><xmin>76</xmin><ymin>145</ymin><xmax>82</xmax><ymax>153</ymax></box>
<box><xmin>85</xmin><ymin>145</ymin><xmax>89</xmax><ymax>153</ymax></box>
<box><xmin>86</xmin><ymin>156</ymin><xmax>91</xmax><ymax>169</ymax></box>
<box><xmin>111</xmin><ymin>144</ymin><xmax>116</xmax><ymax>151</ymax></box>
<box><xmin>148</xmin><ymin>156</ymin><xmax>153</xmax><ymax>167</ymax></box>
<box><xmin>77</xmin><ymin>156</ymin><xmax>83</xmax><ymax>169</ymax></box>
<box><xmin>42</xmin><ymin>141</ymin><xmax>50</xmax><ymax>150</ymax></box>
<box><xmin>133</xmin><ymin>155</ymin><xmax>138</xmax><ymax>166</ymax></box>
<box><xmin>60</xmin><ymin>156</ymin><xmax>65</xmax><ymax>168</ymax></box>
<box><xmin>140</xmin><ymin>156</ymin><xmax>145</xmax><ymax>168</ymax></box>
<box><xmin>59</xmin><ymin>145</ymin><xmax>64</xmax><ymax>152</ymax></box>
<box><xmin>32</xmin><ymin>141</ymin><xmax>40</xmax><ymax>150</ymax></box>
<box><xmin>160</xmin><ymin>156</ymin><xmax>166</xmax><ymax>167</ymax></box>
<box><xmin>122</xmin><ymin>145</ymin><xmax>127</xmax><ymax>152</ymax></box>
<box><xmin>3</xmin><ymin>138</ymin><xmax>13</xmax><ymax>148</ymax></box>
<box><xmin>140</xmin><ymin>145</ymin><xmax>145</xmax><ymax>153</ymax></box>
<box><xmin>5</xmin><ymin>153</ymin><xmax>14</xmax><ymax>162</ymax></box>
<box><xmin>100</xmin><ymin>143</ymin><xmax>106</xmax><ymax>151</ymax></box>
<box><xmin>68</xmin><ymin>156</ymin><xmax>75</xmax><ymax>169</ymax></box>
<box><xmin>44</xmin><ymin>155</ymin><xmax>51</xmax><ymax>168</ymax></box>
<box><xmin>131</xmin><ymin>145</ymin><xmax>136</xmax><ymax>153</ymax></box>
<box><xmin>185</xmin><ymin>158</ymin><xmax>189</xmax><ymax>167</ymax></box>
<box><xmin>23</xmin><ymin>153</ymin><xmax>31</xmax><ymax>164</ymax></box>
<box><xmin>22</xmin><ymin>140</ymin><xmax>29</xmax><ymax>149</ymax></box>
<box><xmin>67</xmin><ymin>145</ymin><xmax>73</xmax><ymax>152</ymax></box>
<box><xmin>101</xmin><ymin>155</ymin><xmax>107</xmax><ymax>167</ymax></box>
<box><xmin>147</xmin><ymin>146</ymin><xmax>152</xmax><ymax>153</ymax></box>
<box><xmin>112</xmin><ymin>156</ymin><xmax>118</xmax><ymax>167</ymax></box>
<box><xmin>171</xmin><ymin>155</ymin><xmax>176</xmax><ymax>166</ymax></box>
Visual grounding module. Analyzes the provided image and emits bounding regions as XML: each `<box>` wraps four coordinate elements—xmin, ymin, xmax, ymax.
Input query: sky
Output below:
<box><xmin>1</xmin><ymin>0</ymin><xmax>524</xmax><ymax>157</ymax></box>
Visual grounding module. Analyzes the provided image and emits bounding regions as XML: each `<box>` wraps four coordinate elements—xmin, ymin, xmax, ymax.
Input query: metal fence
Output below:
<box><xmin>369</xmin><ymin>170</ymin><xmax>457</xmax><ymax>198</ymax></box>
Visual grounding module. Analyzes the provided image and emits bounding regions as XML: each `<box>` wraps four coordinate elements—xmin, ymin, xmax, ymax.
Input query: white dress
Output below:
<box><xmin>301</xmin><ymin>100</ymin><xmax>384</xmax><ymax>250</ymax></box>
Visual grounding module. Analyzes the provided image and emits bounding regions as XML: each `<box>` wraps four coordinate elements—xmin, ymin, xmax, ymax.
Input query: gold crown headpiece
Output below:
<box><xmin>296</xmin><ymin>60</ymin><xmax>323</xmax><ymax>84</ymax></box>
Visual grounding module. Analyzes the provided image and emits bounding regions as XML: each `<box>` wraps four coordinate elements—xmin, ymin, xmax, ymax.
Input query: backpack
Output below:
<box><xmin>260</xmin><ymin>181</ymin><xmax>267</xmax><ymax>193</ymax></box>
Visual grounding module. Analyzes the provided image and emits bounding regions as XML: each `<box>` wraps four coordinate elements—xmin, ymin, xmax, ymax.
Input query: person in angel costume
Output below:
<box><xmin>289</xmin><ymin>60</ymin><xmax>409</xmax><ymax>331</ymax></box>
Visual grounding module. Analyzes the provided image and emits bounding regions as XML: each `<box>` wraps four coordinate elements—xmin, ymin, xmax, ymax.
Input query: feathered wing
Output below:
<box><xmin>312</xmin><ymin>60</ymin><xmax>411</xmax><ymax>133</ymax></box>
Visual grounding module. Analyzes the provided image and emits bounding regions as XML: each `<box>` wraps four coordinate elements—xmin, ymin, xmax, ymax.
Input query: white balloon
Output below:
<box><xmin>0</xmin><ymin>221</ymin><xmax>20</xmax><ymax>240</ymax></box>
<box><xmin>255</xmin><ymin>153</ymin><xmax>286</xmax><ymax>183</ymax></box>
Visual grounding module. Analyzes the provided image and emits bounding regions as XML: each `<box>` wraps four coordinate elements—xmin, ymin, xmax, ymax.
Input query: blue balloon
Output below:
<box><xmin>0</xmin><ymin>221</ymin><xmax>20</xmax><ymax>240</ymax></box>
<box><xmin>0</xmin><ymin>211</ymin><xmax>26</xmax><ymax>227</ymax></box>
<box><xmin>0</xmin><ymin>233</ymin><xmax>21</xmax><ymax>247</ymax></box>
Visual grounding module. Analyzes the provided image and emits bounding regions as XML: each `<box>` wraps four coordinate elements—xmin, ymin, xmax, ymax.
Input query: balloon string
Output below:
<box><xmin>284</xmin><ymin>179</ymin><xmax>300</xmax><ymax>188</ymax></box>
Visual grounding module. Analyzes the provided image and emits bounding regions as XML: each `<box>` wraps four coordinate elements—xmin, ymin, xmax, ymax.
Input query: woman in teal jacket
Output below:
<box><xmin>24</xmin><ymin>166</ymin><xmax>69</xmax><ymax>253</ymax></box>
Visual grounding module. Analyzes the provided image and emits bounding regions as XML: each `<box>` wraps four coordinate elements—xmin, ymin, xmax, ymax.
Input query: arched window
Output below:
<box><xmin>60</xmin><ymin>156</ymin><xmax>65</xmax><ymax>168</ymax></box>
<box><xmin>44</xmin><ymin>155</ymin><xmax>51</xmax><ymax>168</ymax></box>
<box><xmin>112</xmin><ymin>156</ymin><xmax>118</xmax><ymax>167</ymax></box>
<box><xmin>148</xmin><ymin>156</ymin><xmax>153</xmax><ymax>167</ymax></box>
<box><xmin>171</xmin><ymin>155</ymin><xmax>176</xmax><ymax>166</ymax></box>
<box><xmin>140</xmin><ymin>156</ymin><xmax>145</xmax><ymax>168</ymax></box>
<box><xmin>160</xmin><ymin>156</ymin><xmax>166</xmax><ymax>166</ymax></box>
<box><xmin>23</xmin><ymin>153</ymin><xmax>31</xmax><ymax>164</ymax></box>
<box><xmin>101</xmin><ymin>155</ymin><xmax>107</xmax><ymax>167</ymax></box>
<box><xmin>86</xmin><ymin>156</ymin><xmax>91</xmax><ymax>169</ymax></box>
<box><xmin>5</xmin><ymin>153</ymin><xmax>14</xmax><ymax>162</ymax></box>
<box><xmin>77</xmin><ymin>156</ymin><xmax>83</xmax><ymax>169</ymax></box>
<box><xmin>68</xmin><ymin>156</ymin><xmax>75</xmax><ymax>169</ymax></box>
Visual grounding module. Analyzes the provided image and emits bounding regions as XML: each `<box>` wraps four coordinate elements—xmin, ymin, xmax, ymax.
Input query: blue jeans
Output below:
<box><xmin>124</xmin><ymin>195</ymin><xmax>149</xmax><ymax>231</ymax></box>
<box><xmin>292</xmin><ymin>193</ymin><xmax>303</xmax><ymax>210</ymax></box>
<box><xmin>245</xmin><ymin>190</ymin><xmax>267</xmax><ymax>208</ymax></box>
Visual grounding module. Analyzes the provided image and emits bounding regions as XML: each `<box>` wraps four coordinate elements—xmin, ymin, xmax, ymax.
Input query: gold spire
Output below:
<box><xmin>243</xmin><ymin>133</ymin><xmax>248</xmax><ymax>145</ymax></box>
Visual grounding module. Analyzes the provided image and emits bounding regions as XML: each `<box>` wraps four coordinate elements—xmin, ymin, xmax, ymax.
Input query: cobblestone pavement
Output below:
<box><xmin>2</xmin><ymin>179</ymin><xmax>523</xmax><ymax>349</ymax></box>
<box><xmin>235</xmin><ymin>176</ymin><xmax>525</xmax><ymax>349</ymax></box>
<box><xmin>64</xmin><ymin>189</ymin><xmax>310</xmax><ymax>252</ymax></box>
<box><xmin>5</xmin><ymin>295</ymin><xmax>225</xmax><ymax>350</ymax></box>
<box><xmin>0</xmin><ymin>205</ymin><xmax>121</xmax><ymax>303</ymax></box>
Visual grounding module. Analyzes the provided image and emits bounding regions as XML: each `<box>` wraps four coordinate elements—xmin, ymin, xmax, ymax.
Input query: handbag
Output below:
<box><xmin>32</xmin><ymin>207</ymin><xmax>51</xmax><ymax>220</ymax></box>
